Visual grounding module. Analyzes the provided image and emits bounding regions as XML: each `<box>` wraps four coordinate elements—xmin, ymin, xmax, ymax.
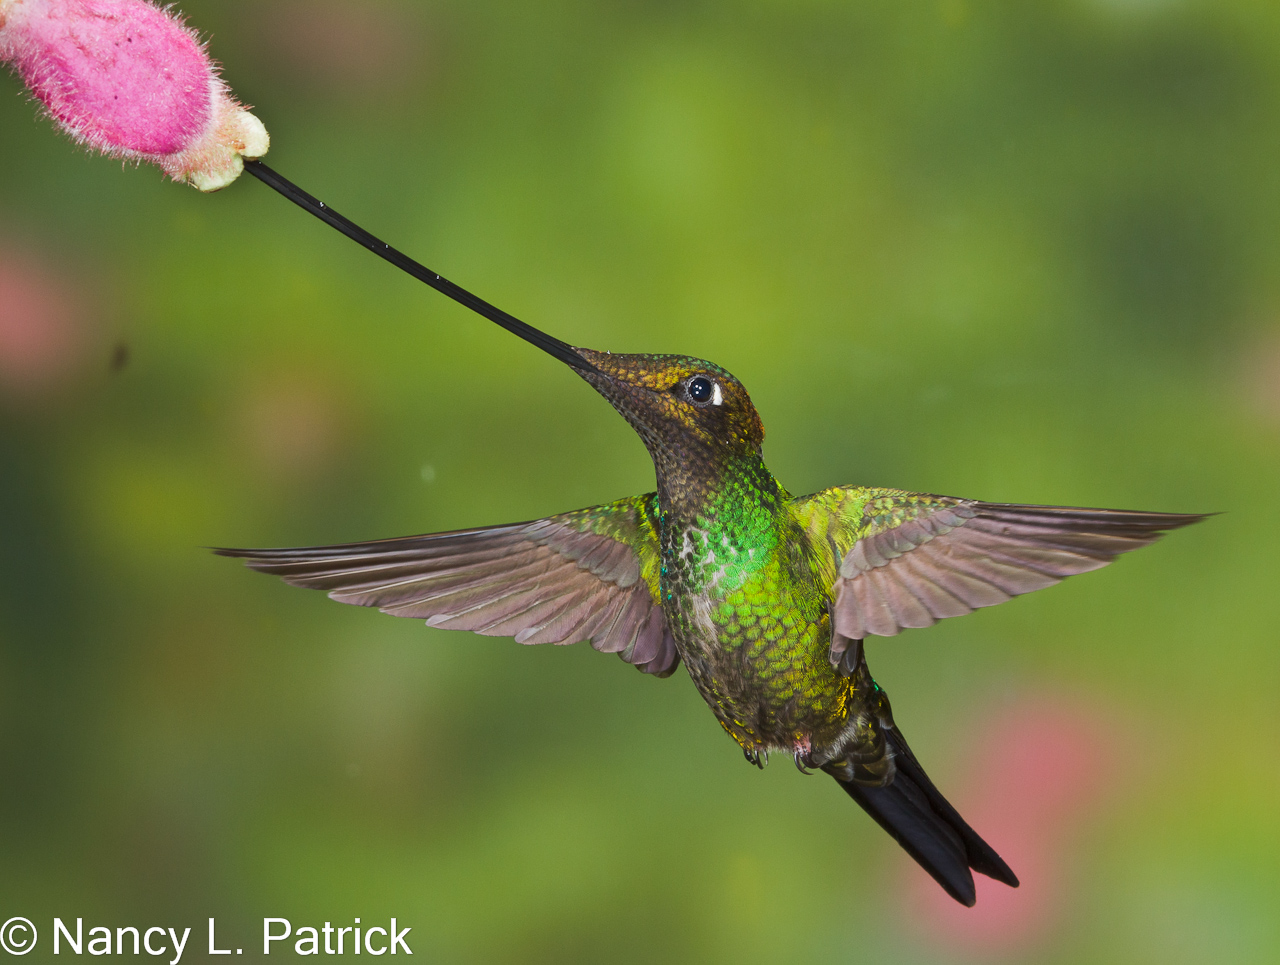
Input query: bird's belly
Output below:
<box><xmin>669</xmin><ymin>589</ymin><xmax>854</xmax><ymax>757</ymax></box>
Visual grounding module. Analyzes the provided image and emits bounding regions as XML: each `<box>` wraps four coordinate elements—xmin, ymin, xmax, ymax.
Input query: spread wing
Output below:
<box><xmin>793</xmin><ymin>487</ymin><xmax>1206</xmax><ymax>661</ymax></box>
<box><xmin>215</xmin><ymin>494</ymin><xmax>680</xmax><ymax>677</ymax></box>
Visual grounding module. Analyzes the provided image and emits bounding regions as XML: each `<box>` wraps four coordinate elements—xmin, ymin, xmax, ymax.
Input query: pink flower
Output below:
<box><xmin>900</xmin><ymin>693</ymin><xmax>1127</xmax><ymax>957</ymax></box>
<box><xmin>0</xmin><ymin>0</ymin><xmax>268</xmax><ymax>191</ymax></box>
<box><xmin>0</xmin><ymin>241</ymin><xmax>90</xmax><ymax>399</ymax></box>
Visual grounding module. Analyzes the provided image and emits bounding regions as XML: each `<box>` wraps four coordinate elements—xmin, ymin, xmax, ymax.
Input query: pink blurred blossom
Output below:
<box><xmin>901</xmin><ymin>693</ymin><xmax>1126</xmax><ymax>958</ymax></box>
<box><xmin>0</xmin><ymin>0</ymin><xmax>267</xmax><ymax>190</ymax></box>
<box><xmin>1243</xmin><ymin>328</ymin><xmax>1280</xmax><ymax>425</ymax></box>
<box><xmin>0</xmin><ymin>243</ymin><xmax>91</xmax><ymax>398</ymax></box>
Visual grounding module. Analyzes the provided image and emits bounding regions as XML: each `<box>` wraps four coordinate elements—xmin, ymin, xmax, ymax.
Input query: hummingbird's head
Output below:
<box><xmin>571</xmin><ymin>348</ymin><xmax>766</xmax><ymax>471</ymax></box>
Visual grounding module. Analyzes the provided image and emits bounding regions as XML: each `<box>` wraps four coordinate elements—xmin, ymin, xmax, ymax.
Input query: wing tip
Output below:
<box><xmin>975</xmin><ymin>502</ymin><xmax>1214</xmax><ymax>531</ymax></box>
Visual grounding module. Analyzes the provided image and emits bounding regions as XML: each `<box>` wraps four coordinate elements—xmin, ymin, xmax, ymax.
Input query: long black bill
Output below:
<box><xmin>243</xmin><ymin>159</ymin><xmax>599</xmax><ymax>375</ymax></box>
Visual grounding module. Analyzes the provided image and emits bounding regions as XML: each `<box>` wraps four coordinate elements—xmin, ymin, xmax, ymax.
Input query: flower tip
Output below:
<box><xmin>0</xmin><ymin>0</ymin><xmax>270</xmax><ymax>192</ymax></box>
<box><xmin>181</xmin><ymin>106</ymin><xmax>270</xmax><ymax>193</ymax></box>
<box><xmin>188</xmin><ymin>158</ymin><xmax>243</xmax><ymax>194</ymax></box>
<box><xmin>235</xmin><ymin>111</ymin><xmax>271</xmax><ymax>161</ymax></box>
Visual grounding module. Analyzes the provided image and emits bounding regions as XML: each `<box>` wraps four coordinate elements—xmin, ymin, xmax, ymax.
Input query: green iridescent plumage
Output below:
<box><xmin>219</xmin><ymin>348</ymin><xmax>1205</xmax><ymax>906</ymax></box>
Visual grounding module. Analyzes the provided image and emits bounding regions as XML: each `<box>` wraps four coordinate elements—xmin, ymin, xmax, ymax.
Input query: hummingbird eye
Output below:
<box><xmin>687</xmin><ymin>376</ymin><xmax>714</xmax><ymax>404</ymax></box>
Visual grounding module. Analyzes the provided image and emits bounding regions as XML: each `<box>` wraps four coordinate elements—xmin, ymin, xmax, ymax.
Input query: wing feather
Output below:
<box><xmin>516</xmin><ymin>583</ymin><xmax>613</xmax><ymax>646</ymax></box>
<box><xmin>215</xmin><ymin>495</ymin><xmax>680</xmax><ymax>677</ymax></box>
<box><xmin>578</xmin><ymin>592</ymin><xmax>632</xmax><ymax>651</ymax></box>
<box><xmin>794</xmin><ymin>488</ymin><xmax>1206</xmax><ymax>646</ymax></box>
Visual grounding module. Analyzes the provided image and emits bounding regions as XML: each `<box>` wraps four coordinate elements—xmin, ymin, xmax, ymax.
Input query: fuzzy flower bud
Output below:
<box><xmin>0</xmin><ymin>0</ymin><xmax>268</xmax><ymax>191</ymax></box>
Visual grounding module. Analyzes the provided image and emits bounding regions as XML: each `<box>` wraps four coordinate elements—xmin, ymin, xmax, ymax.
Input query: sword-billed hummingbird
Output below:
<box><xmin>220</xmin><ymin>162</ymin><xmax>1205</xmax><ymax>906</ymax></box>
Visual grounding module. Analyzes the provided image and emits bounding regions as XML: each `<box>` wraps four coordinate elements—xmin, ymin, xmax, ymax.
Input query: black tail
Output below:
<box><xmin>836</xmin><ymin>727</ymin><xmax>1017</xmax><ymax>906</ymax></box>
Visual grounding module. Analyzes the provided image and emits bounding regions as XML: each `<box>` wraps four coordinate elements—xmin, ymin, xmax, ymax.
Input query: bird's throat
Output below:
<box><xmin>654</xmin><ymin>445</ymin><xmax>787</xmax><ymax>546</ymax></box>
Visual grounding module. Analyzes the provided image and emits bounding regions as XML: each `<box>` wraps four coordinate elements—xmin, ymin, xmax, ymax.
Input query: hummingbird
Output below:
<box><xmin>221</xmin><ymin>162</ymin><xmax>1207</xmax><ymax>906</ymax></box>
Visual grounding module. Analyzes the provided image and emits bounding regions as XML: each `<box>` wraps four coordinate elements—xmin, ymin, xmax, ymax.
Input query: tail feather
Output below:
<box><xmin>836</xmin><ymin>728</ymin><xmax>1017</xmax><ymax>906</ymax></box>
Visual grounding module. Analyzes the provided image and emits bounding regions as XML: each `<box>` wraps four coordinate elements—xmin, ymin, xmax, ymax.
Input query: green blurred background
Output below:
<box><xmin>1</xmin><ymin>0</ymin><xmax>1278</xmax><ymax>961</ymax></box>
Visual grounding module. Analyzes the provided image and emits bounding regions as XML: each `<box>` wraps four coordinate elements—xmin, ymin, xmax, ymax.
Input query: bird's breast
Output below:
<box><xmin>659</xmin><ymin>526</ymin><xmax>852</xmax><ymax>754</ymax></box>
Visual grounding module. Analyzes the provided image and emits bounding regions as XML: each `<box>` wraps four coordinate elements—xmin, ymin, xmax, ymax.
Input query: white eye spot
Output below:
<box><xmin>710</xmin><ymin>382</ymin><xmax>723</xmax><ymax>406</ymax></box>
